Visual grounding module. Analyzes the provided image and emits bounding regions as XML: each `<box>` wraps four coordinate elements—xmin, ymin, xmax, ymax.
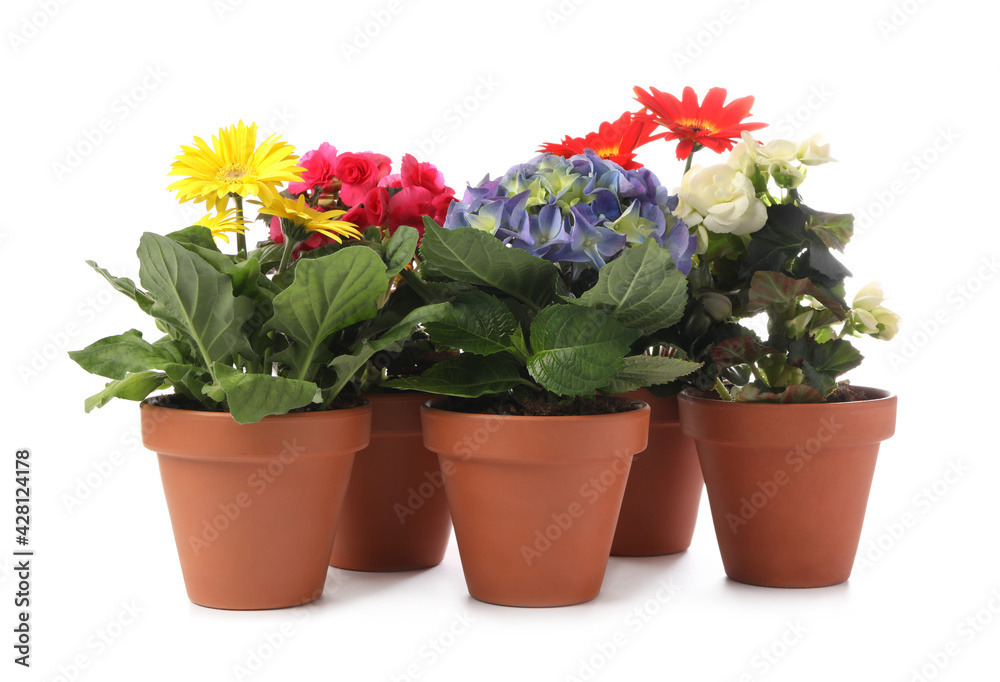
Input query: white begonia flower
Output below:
<box><xmin>727</xmin><ymin>140</ymin><xmax>757</xmax><ymax>176</ymax></box>
<box><xmin>797</xmin><ymin>133</ymin><xmax>835</xmax><ymax>166</ymax></box>
<box><xmin>851</xmin><ymin>282</ymin><xmax>900</xmax><ymax>340</ymax></box>
<box><xmin>769</xmin><ymin>160</ymin><xmax>805</xmax><ymax>189</ymax></box>
<box><xmin>675</xmin><ymin>163</ymin><xmax>768</xmax><ymax>236</ymax></box>
<box><xmin>852</xmin><ymin>282</ymin><xmax>885</xmax><ymax>311</ymax></box>
<box><xmin>870</xmin><ymin>307</ymin><xmax>901</xmax><ymax>340</ymax></box>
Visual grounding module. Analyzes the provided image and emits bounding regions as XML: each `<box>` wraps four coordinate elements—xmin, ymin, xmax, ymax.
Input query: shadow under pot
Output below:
<box><xmin>678</xmin><ymin>387</ymin><xmax>897</xmax><ymax>588</ymax></box>
<box><xmin>330</xmin><ymin>392</ymin><xmax>453</xmax><ymax>572</ymax></box>
<box><xmin>420</xmin><ymin>399</ymin><xmax>650</xmax><ymax>607</ymax></box>
<box><xmin>141</xmin><ymin>400</ymin><xmax>371</xmax><ymax>610</ymax></box>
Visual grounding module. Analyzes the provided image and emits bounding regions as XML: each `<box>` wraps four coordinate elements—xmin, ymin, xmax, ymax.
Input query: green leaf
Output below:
<box><xmin>527</xmin><ymin>305</ymin><xmax>640</xmax><ymax>396</ymax></box>
<box><xmin>573</xmin><ymin>239</ymin><xmax>688</xmax><ymax>334</ymax></box>
<box><xmin>69</xmin><ymin>329</ymin><xmax>174</xmax><ymax>380</ymax></box>
<box><xmin>419</xmin><ymin>220</ymin><xmax>559</xmax><ymax>310</ymax></box>
<box><xmin>804</xmin><ymin>209</ymin><xmax>854</xmax><ymax>252</ymax></box>
<box><xmin>740</xmin><ymin>204</ymin><xmax>807</xmax><ymax>277</ymax></box>
<box><xmin>267</xmin><ymin>247</ymin><xmax>387</xmax><ymax>379</ymax></box>
<box><xmin>137</xmin><ymin>232</ymin><xmax>253</xmax><ymax>371</ymax></box>
<box><xmin>789</xmin><ymin>337</ymin><xmax>863</xmax><ymax>396</ymax></box>
<box><xmin>326</xmin><ymin>303</ymin><xmax>451</xmax><ymax>399</ymax></box>
<box><xmin>384</xmin><ymin>353</ymin><xmax>524</xmax><ymax>398</ymax></box>
<box><xmin>422</xmin><ymin>290</ymin><xmax>519</xmax><ymax>356</ymax></box>
<box><xmin>734</xmin><ymin>384</ymin><xmax>826</xmax><ymax>403</ymax></box>
<box><xmin>710</xmin><ymin>335</ymin><xmax>775</xmax><ymax>369</ymax></box>
<box><xmin>602</xmin><ymin>355</ymin><xmax>702</xmax><ymax>394</ymax></box>
<box><xmin>213</xmin><ymin>364</ymin><xmax>317</xmax><ymax>424</ymax></box>
<box><xmin>166</xmin><ymin>225</ymin><xmax>221</xmax><ymax>252</ymax></box>
<box><xmin>87</xmin><ymin>260</ymin><xmax>154</xmax><ymax>314</ymax></box>
<box><xmin>384</xmin><ymin>225</ymin><xmax>419</xmax><ymax>278</ymax></box>
<box><xmin>747</xmin><ymin>271</ymin><xmax>847</xmax><ymax>319</ymax></box>
<box><xmin>84</xmin><ymin>371</ymin><xmax>168</xmax><ymax>412</ymax></box>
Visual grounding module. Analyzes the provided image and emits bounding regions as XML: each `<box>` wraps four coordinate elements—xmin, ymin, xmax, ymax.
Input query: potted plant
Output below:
<box><xmin>262</xmin><ymin>143</ymin><xmax>458</xmax><ymax>572</ymax></box>
<box><xmin>69</xmin><ymin>122</ymin><xmax>442</xmax><ymax>608</ymax></box>
<box><xmin>386</xmin><ymin>151</ymin><xmax>700</xmax><ymax>606</ymax></box>
<box><xmin>633</xmin><ymin>87</ymin><xmax>901</xmax><ymax>587</ymax></box>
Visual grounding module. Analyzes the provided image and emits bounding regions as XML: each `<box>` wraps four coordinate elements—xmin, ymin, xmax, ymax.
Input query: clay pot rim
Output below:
<box><xmin>140</xmin><ymin>396</ymin><xmax>372</xmax><ymax>423</ymax></box>
<box><xmin>678</xmin><ymin>385</ymin><xmax>895</xmax><ymax>408</ymax></box>
<box><xmin>420</xmin><ymin>397</ymin><xmax>649</xmax><ymax>422</ymax></box>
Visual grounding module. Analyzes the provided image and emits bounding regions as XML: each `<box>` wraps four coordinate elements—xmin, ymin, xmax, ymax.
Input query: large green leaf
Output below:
<box><xmin>746</xmin><ymin>271</ymin><xmax>847</xmax><ymax>319</ymax></box>
<box><xmin>789</xmin><ymin>337</ymin><xmax>863</xmax><ymax>396</ymax></box>
<box><xmin>267</xmin><ymin>247</ymin><xmax>387</xmax><ymax>379</ymax></box>
<box><xmin>137</xmin><ymin>232</ymin><xmax>253</xmax><ymax>371</ymax></box>
<box><xmin>804</xmin><ymin>208</ymin><xmax>854</xmax><ymax>252</ymax></box>
<box><xmin>384</xmin><ymin>225</ymin><xmax>419</xmax><ymax>278</ymax></box>
<box><xmin>422</xmin><ymin>290</ymin><xmax>519</xmax><ymax>356</ymax></box>
<box><xmin>326</xmin><ymin>303</ymin><xmax>451</xmax><ymax>399</ymax></box>
<box><xmin>166</xmin><ymin>224</ymin><xmax>221</xmax><ymax>251</ymax></box>
<box><xmin>419</xmin><ymin>220</ymin><xmax>559</xmax><ymax>310</ymax></box>
<box><xmin>573</xmin><ymin>239</ymin><xmax>688</xmax><ymax>334</ymax></box>
<box><xmin>87</xmin><ymin>260</ymin><xmax>154</xmax><ymax>314</ymax></box>
<box><xmin>710</xmin><ymin>335</ymin><xmax>775</xmax><ymax>369</ymax></box>
<box><xmin>69</xmin><ymin>329</ymin><xmax>174</xmax><ymax>380</ymax></box>
<box><xmin>527</xmin><ymin>305</ymin><xmax>640</xmax><ymax>396</ymax></box>
<box><xmin>384</xmin><ymin>353</ymin><xmax>524</xmax><ymax>398</ymax></box>
<box><xmin>213</xmin><ymin>364</ymin><xmax>317</xmax><ymax>424</ymax></box>
<box><xmin>83</xmin><ymin>371</ymin><xmax>169</xmax><ymax>412</ymax></box>
<box><xmin>602</xmin><ymin>355</ymin><xmax>702</xmax><ymax>394</ymax></box>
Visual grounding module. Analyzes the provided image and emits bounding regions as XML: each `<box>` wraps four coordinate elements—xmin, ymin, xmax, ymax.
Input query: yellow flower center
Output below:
<box><xmin>216</xmin><ymin>163</ymin><xmax>254</xmax><ymax>183</ymax></box>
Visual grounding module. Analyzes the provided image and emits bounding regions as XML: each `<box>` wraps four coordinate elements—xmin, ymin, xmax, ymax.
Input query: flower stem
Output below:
<box><xmin>683</xmin><ymin>143</ymin><xmax>702</xmax><ymax>175</ymax></box>
<box><xmin>714</xmin><ymin>377</ymin><xmax>733</xmax><ymax>401</ymax></box>
<box><xmin>277</xmin><ymin>239</ymin><xmax>296</xmax><ymax>275</ymax></box>
<box><xmin>233</xmin><ymin>194</ymin><xmax>247</xmax><ymax>259</ymax></box>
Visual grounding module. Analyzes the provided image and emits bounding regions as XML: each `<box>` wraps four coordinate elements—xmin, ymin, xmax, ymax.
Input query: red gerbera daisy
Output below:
<box><xmin>538</xmin><ymin>111</ymin><xmax>663</xmax><ymax>170</ymax></box>
<box><xmin>633</xmin><ymin>86</ymin><xmax>767</xmax><ymax>161</ymax></box>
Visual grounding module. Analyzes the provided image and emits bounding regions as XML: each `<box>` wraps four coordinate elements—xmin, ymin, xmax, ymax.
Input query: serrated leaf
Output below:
<box><xmin>789</xmin><ymin>337</ymin><xmax>863</xmax><ymax>396</ymax></box>
<box><xmin>710</xmin><ymin>335</ymin><xmax>775</xmax><ymax>369</ymax></box>
<box><xmin>804</xmin><ymin>209</ymin><xmax>854</xmax><ymax>252</ymax></box>
<box><xmin>527</xmin><ymin>305</ymin><xmax>640</xmax><ymax>396</ymax></box>
<box><xmin>87</xmin><ymin>260</ymin><xmax>155</xmax><ymax>314</ymax></box>
<box><xmin>747</xmin><ymin>271</ymin><xmax>847</xmax><ymax>319</ymax></box>
<box><xmin>213</xmin><ymin>364</ymin><xmax>317</xmax><ymax>424</ymax></box>
<box><xmin>602</xmin><ymin>355</ymin><xmax>702</xmax><ymax>394</ymax></box>
<box><xmin>385</xmin><ymin>225</ymin><xmax>419</xmax><ymax>278</ymax></box>
<box><xmin>69</xmin><ymin>329</ymin><xmax>175</xmax><ymax>380</ymax></box>
<box><xmin>267</xmin><ymin>247</ymin><xmax>386</xmax><ymax>379</ymax></box>
<box><xmin>419</xmin><ymin>220</ymin><xmax>558</xmax><ymax>310</ymax></box>
<box><xmin>384</xmin><ymin>353</ymin><xmax>524</xmax><ymax>398</ymax></box>
<box><xmin>422</xmin><ymin>290</ymin><xmax>518</xmax><ymax>356</ymax></box>
<box><xmin>137</xmin><ymin>232</ymin><xmax>253</xmax><ymax>370</ymax></box>
<box><xmin>573</xmin><ymin>239</ymin><xmax>688</xmax><ymax>334</ymax></box>
<box><xmin>84</xmin><ymin>371</ymin><xmax>169</xmax><ymax>412</ymax></box>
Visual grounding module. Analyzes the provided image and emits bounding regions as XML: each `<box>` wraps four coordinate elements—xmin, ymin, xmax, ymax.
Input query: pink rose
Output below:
<box><xmin>363</xmin><ymin>187</ymin><xmax>390</xmax><ymax>227</ymax></box>
<box><xmin>336</xmin><ymin>152</ymin><xmax>391</xmax><ymax>205</ymax></box>
<box><xmin>288</xmin><ymin>142</ymin><xmax>338</xmax><ymax>195</ymax></box>
<box><xmin>400</xmin><ymin>154</ymin><xmax>447</xmax><ymax>194</ymax></box>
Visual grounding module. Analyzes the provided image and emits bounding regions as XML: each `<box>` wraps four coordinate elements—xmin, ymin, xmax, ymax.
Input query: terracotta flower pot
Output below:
<box><xmin>141</xmin><ymin>400</ymin><xmax>371</xmax><ymax>610</ymax></box>
<box><xmin>678</xmin><ymin>387</ymin><xmax>897</xmax><ymax>588</ymax></box>
<box><xmin>329</xmin><ymin>392</ymin><xmax>452</xmax><ymax>571</ymax></box>
<box><xmin>420</xmin><ymin>400</ymin><xmax>650</xmax><ymax>607</ymax></box>
<box><xmin>611</xmin><ymin>389</ymin><xmax>704</xmax><ymax>556</ymax></box>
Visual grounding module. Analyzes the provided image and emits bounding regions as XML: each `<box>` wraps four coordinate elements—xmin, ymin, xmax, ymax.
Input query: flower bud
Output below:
<box><xmin>701</xmin><ymin>292</ymin><xmax>733</xmax><ymax>322</ymax></box>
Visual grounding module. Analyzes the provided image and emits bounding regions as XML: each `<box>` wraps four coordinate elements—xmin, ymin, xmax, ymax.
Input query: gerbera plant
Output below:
<box><xmin>384</xmin><ymin>150</ymin><xmax>702</xmax><ymax>411</ymax></box>
<box><xmin>70</xmin><ymin>123</ymin><xmax>455</xmax><ymax>422</ymax></box>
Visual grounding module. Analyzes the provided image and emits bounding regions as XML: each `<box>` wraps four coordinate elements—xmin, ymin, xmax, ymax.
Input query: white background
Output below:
<box><xmin>2</xmin><ymin>0</ymin><xmax>999</xmax><ymax>680</ymax></box>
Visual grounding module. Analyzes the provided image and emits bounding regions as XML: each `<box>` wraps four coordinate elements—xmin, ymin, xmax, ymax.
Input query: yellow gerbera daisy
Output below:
<box><xmin>194</xmin><ymin>208</ymin><xmax>247</xmax><ymax>243</ymax></box>
<box><xmin>167</xmin><ymin>121</ymin><xmax>304</xmax><ymax>211</ymax></box>
<box><xmin>255</xmin><ymin>195</ymin><xmax>362</xmax><ymax>244</ymax></box>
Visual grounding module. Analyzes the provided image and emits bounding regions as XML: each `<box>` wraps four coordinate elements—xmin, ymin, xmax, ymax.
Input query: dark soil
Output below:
<box><xmin>145</xmin><ymin>392</ymin><xmax>367</xmax><ymax>412</ymax></box>
<box><xmin>434</xmin><ymin>394</ymin><xmax>642</xmax><ymax>416</ymax></box>
<box><xmin>824</xmin><ymin>385</ymin><xmax>875</xmax><ymax>403</ymax></box>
